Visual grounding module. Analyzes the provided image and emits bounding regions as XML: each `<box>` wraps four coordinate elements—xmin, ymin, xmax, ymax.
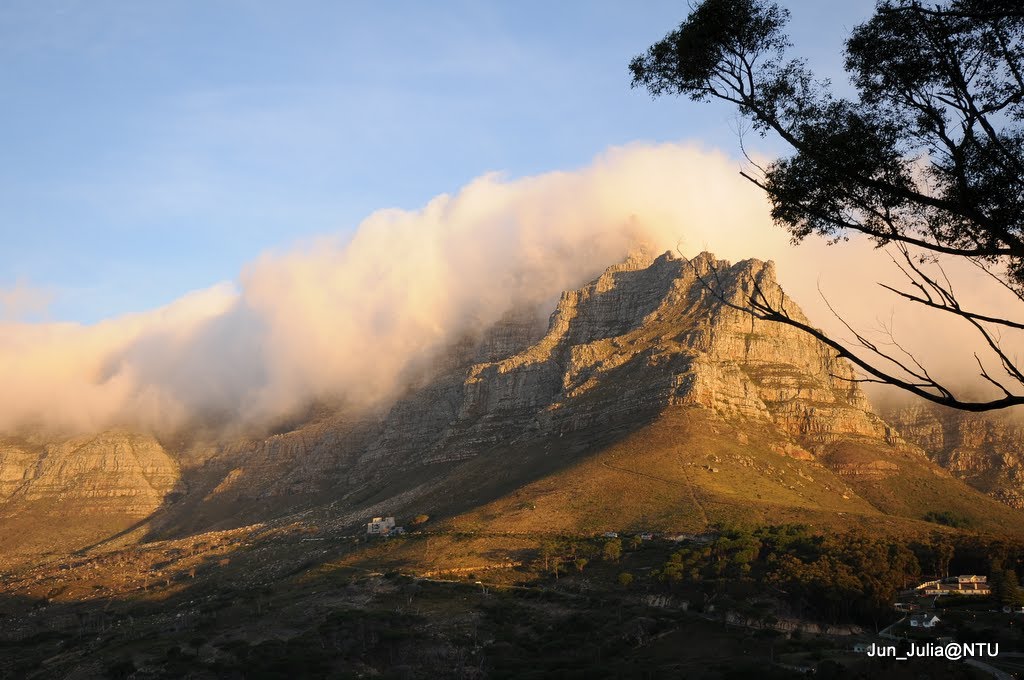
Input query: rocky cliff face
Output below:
<box><xmin>455</xmin><ymin>250</ymin><xmax>893</xmax><ymax>451</ymax></box>
<box><xmin>188</xmin><ymin>250</ymin><xmax>908</xmax><ymax>511</ymax></box>
<box><xmin>883</xmin><ymin>404</ymin><xmax>1024</xmax><ymax>508</ymax></box>
<box><xmin>0</xmin><ymin>431</ymin><xmax>181</xmax><ymax>517</ymax></box>
<box><xmin>6</xmin><ymin>249</ymin><xmax>1008</xmax><ymax>561</ymax></box>
<box><xmin>0</xmin><ymin>431</ymin><xmax>182</xmax><ymax>562</ymax></box>
<box><xmin>178</xmin><ymin>305</ymin><xmax>553</xmax><ymax>509</ymax></box>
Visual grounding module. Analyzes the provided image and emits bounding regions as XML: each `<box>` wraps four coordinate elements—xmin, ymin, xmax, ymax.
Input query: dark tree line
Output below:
<box><xmin>652</xmin><ymin>525</ymin><xmax>1024</xmax><ymax>625</ymax></box>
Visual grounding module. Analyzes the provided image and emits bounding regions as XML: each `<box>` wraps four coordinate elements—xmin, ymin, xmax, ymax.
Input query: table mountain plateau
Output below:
<box><xmin>2</xmin><ymin>250</ymin><xmax>1022</xmax><ymax>567</ymax></box>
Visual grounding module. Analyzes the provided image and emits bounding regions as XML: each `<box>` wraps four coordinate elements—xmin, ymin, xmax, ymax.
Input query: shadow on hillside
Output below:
<box><xmin>1</xmin><ymin>338</ymin><xmax>676</xmax><ymax>615</ymax></box>
<box><xmin>0</xmin><ymin>538</ymin><xmax>308</xmax><ymax>677</ymax></box>
<box><xmin>125</xmin><ymin>342</ymin><xmax>676</xmax><ymax>548</ymax></box>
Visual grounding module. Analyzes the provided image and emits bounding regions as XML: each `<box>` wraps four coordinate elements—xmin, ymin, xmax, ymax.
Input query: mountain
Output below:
<box><xmin>366</xmin><ymin>250</ymin><xmax>1021</xmax><ymax>538</ymax></box>
<box><xmin>0</xmin><ymin>431</ymin><xmax>180</xmax><ymax>562</ymax></box>
<box><xmin>1</xmin><ymin>250</ymin><xmax>1020</xmax><ymax>572</ymax></box>
<box><xmin>883</xmin><ymin>403</ymin><xmax>1024</xmax><ymax>510</ymax></box>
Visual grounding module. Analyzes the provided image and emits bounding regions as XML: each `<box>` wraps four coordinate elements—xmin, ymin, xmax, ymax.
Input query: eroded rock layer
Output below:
<box><xmin>4</xmin><ymin>249</ymin><xmax>1022</xmax><ymax>562</ymax></box>
<box><xmin>884</xmin><ymin>404</ymin><xmax>1024</xmax><ymax>509</ymax></box>
<box><xmin>185</xmin><ymin>251</ymin><xmax>915</xmax><ymax>507</ymax></box>
<box><xmin>0</xmin><ymin>432</ymin><xmax>180</xmax><ymax>516</ymax></box>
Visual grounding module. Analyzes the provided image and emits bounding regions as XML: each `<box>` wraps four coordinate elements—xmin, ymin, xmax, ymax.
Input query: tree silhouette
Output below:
<box><xmin>631</xmin><ymin>0</ymin><xmax>1024</xmax><ymax>410</ymax></box>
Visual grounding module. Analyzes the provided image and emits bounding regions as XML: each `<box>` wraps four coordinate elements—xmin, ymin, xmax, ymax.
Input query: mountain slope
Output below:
<box><xmin>1</xmin><ymin>250</ymin><xmax>1022</xmax><ymax>568</ymax></box>
<box><xmin>161</xmin><ymin>250</ymin><xmax>1024</xmax><ymax>539</ymax></box>
<box><xmin>884</xmin><ymin>403</ymin><xmax>1024</xmax><ymax>509</ymax></box>
<box><xmin>0</xmin><ymin>432</ymin><xmax>180</xmax><ymax>561</ymax></box>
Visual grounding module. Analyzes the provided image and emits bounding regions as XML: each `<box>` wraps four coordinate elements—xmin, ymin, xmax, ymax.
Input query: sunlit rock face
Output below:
<box><xmin>156</xmin><ymin>250</ymin><xmax>908</xmax><ymax>501</ymax></box>
<box><xmin>0</xmin><ymin>431</ymin><xmax>180</xmax><ymax>516</ymax></box>
<box><xmin>0</xmin><ymin>431</ymin><xmax>182</xmax><ymax>562</ymax></box>
<box><xmin>883</xmin><ymin>405</ymin><xmax>1024</xmax><ymax>509</ymax></box>
<box><xmin>9</xmin><ymin>248</ymin><xmax>997</xmax><ymax>562</ymax></box>
<box><xmin>453</xmin><ymin>250</ymin><xmax>891</xmax><ymax>445</ymax></box>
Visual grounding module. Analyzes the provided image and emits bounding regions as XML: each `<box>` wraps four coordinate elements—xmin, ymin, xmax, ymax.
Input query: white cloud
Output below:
<box><xmin>2</xmin><ymin>141</ymin><xmax>1019</xmax><ymax>434</ymax></box>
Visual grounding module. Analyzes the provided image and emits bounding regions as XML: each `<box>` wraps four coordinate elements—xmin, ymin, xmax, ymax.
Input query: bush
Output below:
<box><xmin>923</xmin><ymin>510</ymin><xmax>971</xmax><ymax>529</ymax></box>
<box><xmin>603</xmin><ymin>539</ymin><xmax>622</xmax><ymax>562</ymax></box>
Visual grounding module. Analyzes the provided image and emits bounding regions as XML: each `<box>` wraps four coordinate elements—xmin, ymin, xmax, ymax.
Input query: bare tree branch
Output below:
<box><xmin>676</xmin><ymin>249</ymin><xmax>1024</xmax><ymax>411</ymax></box>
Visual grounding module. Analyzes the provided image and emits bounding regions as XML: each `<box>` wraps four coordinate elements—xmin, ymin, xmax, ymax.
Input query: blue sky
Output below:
<box><xmin>0</xmin><ymin>1</ymin><xmax>875</xmax><ymax>323</ymax></box>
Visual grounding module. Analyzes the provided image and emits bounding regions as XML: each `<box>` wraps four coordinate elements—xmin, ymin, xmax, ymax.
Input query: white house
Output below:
<box><xmin>910</xmin><ymin>614</ymin><xmax>941</xmax><ymax>628</ymax></box>
<box><xmin>367</xmin><ymin>517</ymin><xmax>396</xmax><ymax>535</ymax></box>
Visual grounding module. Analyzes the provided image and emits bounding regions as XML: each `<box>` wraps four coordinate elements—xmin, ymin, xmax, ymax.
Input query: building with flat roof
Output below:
<box><xmin>367</xmin><ymin>517</ymin><xmax>396</xmax><ymax>535</ymax></box>
<box><xmin>916</xmin><ymin>575</ymin><xmax>990</xmax><ymax>596</ymax></box>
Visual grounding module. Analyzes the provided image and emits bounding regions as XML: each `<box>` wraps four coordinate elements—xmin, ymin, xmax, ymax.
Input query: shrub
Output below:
<box><xmin>603</xmin><ymin>538</ymin><xmax>622</xmax><ymax>562</ymax></box>
<box><xmin>923</xmin><ymin>510</ymin><xmax>971</xmax><ymax>529</ymax></box>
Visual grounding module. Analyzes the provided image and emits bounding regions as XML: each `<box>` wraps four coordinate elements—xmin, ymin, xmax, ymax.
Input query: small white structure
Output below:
<box><xmin>602</xmin><ymin>532</ymin><xmax>619</xmax><ymax>538</ymax></box>
<box><xmin>367</xmin><ymin>516</ymin><xmax>396</xmax><ymax>535</ymax></box>
<box><xmin>958</xmin><ymin>575</ymin><xmax>986</xmax><ymax>583</ymax></box>
<box><xmin>910</xmin><ymin>614</ymin><xmax>941</xmax><ymax>628</ymax></box>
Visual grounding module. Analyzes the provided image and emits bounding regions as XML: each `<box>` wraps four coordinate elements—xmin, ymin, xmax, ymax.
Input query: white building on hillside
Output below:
<box><xmin>910</xmin><ymin>614</ymin><xmax>941</xmax><ymax>628</ymax></box>
<box><xmin>367</xmin><ymin>517</ymin><xmax>396</xmax><ymax>535</ymax></box>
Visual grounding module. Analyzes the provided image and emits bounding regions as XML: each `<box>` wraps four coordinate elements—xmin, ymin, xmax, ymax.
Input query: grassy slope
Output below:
<box><xmin>821</xmin><ymin>439</ymin><xmax>1024</xmax><ymax>532</ymax></box>
<box><xmin>429</xmin><ymin>407</ymin><xmax>1024</xmax><ymax>540</ymax></box>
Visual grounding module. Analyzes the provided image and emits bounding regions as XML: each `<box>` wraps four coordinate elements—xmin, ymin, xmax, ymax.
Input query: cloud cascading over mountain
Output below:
<box><xmin>1</xmin><ymin>142</ymin><xmax>1019</xmax><ymax>434</ymax></box>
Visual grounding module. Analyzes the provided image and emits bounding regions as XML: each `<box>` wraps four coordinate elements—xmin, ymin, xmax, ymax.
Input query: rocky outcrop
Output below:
<box><xmin>673</xmin><ymin>256</ymin><xmax>892</xmax><ymax>444</ymax></box>
<box><xmin>4</xmin><ymin>249</ymin><xmax>1020</xmax><ymax>562</ymax></box>
<box><xmin>196</xmin><ymin>250</ymin><xmax>909</xmax><ymax>502</ymax></box>
<box><xmin>450</xmin><ymin>251</ymin><xmax>893</xmax><ymax>451</ymax></box>
<box><xmin>883</xmin><ymin>404</ymin><xmax>1024</xmax><ymax>508</ymax></box>
<box><xmin>0</xmin><ymin>438</ymin><xmax>43</xmax><ymax>501</ymax></box>
<box><xmin>0</xmin><ymin>431</ymin><xmax>181</xmax><ymax>517</ymax></box>
<box><xmin>827</xmin><ymin>459</ymin><xmax>900</xmax><ymax>479</ymax></box>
